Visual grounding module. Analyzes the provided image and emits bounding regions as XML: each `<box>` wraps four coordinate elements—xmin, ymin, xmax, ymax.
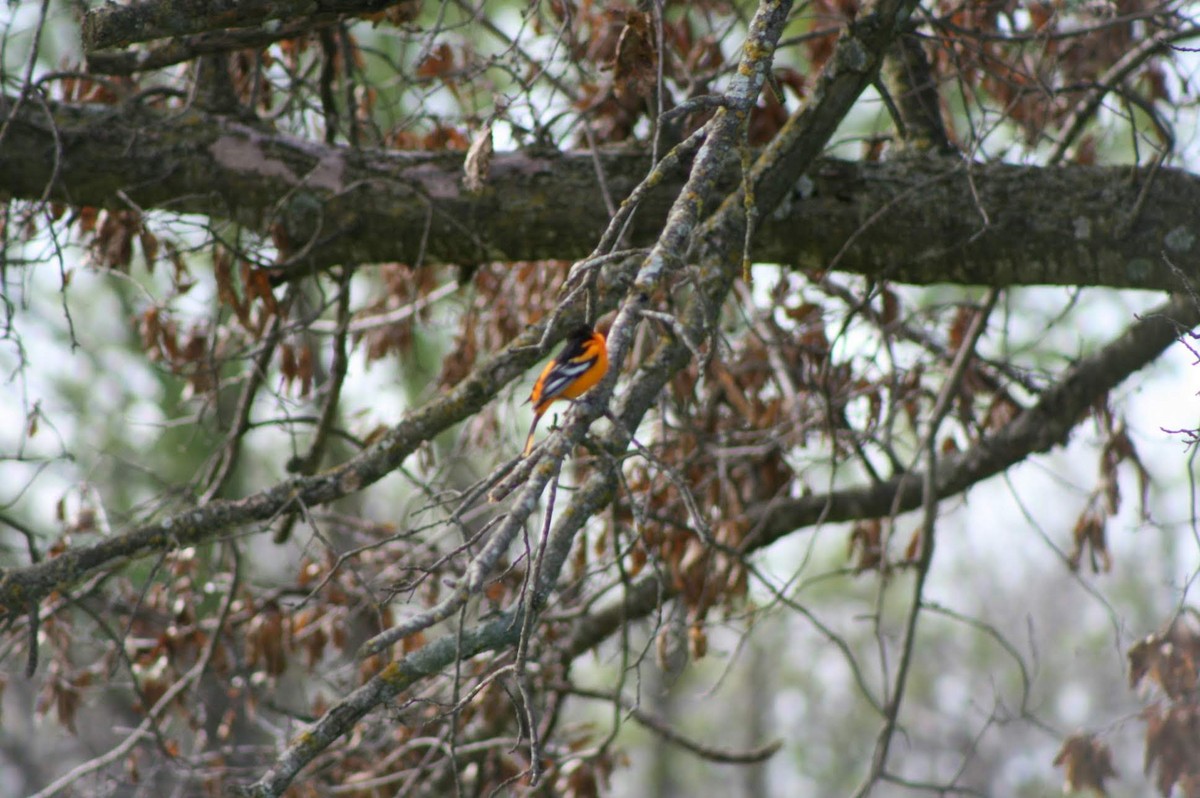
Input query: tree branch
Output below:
<box><xmin>880</xmin><ymin>31</ymin><xmax>954</xmax><ymax>153</ymax></box>
<box><xmin>85</xmin><ymin>18</ymin><xmax>337</xmax><ymax>75</ymax></box>
<box><xmin>81</xmin><ymin>0</ymin><xmax>405</xmax><ymax>52</ymax></box>
<box><xmin>4</xmin><ymin>96</ymin><xmax>1197</xmax><ymax>289</ymax></box>
<box><xmin>0</xmin><ymin>317</ymin><xmax>576</xmax><ymax>617</ymax></box>
<box><xmin>245</xmin><ymin>0</ymin><xmax>805</xmax><ymax>792</ymax></box>
<box><xmin>564</xmin><ymin>685</ymin><xmax>783</xmax><ymax>765</ymax></box>
<box><xmin>753</xmin><ymin>291</ymin><xmax>1200</xmax><ymax>542</ymax></box>
<box><xmin>0</xmin><ymin>96</ymin><xmax>677</xmax><ymax>272</ymax></box>
<box><xmin>563</xmin><ymin>291</ymin><xmax>1200</xmax><ymax>663</ymax></box>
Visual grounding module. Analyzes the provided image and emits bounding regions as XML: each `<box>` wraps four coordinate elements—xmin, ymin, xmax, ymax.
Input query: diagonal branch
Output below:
<box><xmin>753</xmin><ymin>291</ymin><xmax>1200</xmax><ymax>542</ymax></box>
<box><xmin>1051</xmin><ymin>26</ymin><xmax>1200</xmax><ymax>162</ymax></box>
<box><xmin>566</xmin><ymin>291</ymin><xmax>1200</xmax><ymax>661</ymax></box>
<box><xmin>0</xmin><ymin>316</ymin><xmax>579</xmax><ymax>618</ymax></box>
<box><xmin>241</xmin><ymin>0</ymin><xmax>927</xmax><ymax>793</ymax></box>
<box><xmin>245</xmin><ymin>0</ymin><xmax>805</xmax><ymax>792</ymax></box>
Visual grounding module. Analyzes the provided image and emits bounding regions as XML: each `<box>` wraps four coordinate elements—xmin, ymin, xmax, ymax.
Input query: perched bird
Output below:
<box><xmin>523</xmin><ymin>325</ymin><xmax>609</xmax><ymax>456</ymax></box>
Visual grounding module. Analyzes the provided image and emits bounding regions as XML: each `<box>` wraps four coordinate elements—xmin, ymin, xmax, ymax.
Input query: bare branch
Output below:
<box><xmin>565</xmin><ymin>686</ymin><xmax>783</xmax><ymax>765</ymax></box>
<box><xmin>853</xmin><ymin>290</ymin><xmax>999</xmax><ymax>796</ymax></box>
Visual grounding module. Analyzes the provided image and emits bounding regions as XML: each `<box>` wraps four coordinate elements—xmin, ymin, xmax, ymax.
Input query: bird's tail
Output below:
<box><xmin>522</xmin><ymin>413</ymin><xmax>542</xmax><ymax>457</ymax></box>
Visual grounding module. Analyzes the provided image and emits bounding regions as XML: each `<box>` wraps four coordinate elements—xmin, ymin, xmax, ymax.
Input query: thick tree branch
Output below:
<box><xmin>881</xmin><ymin>32</ymin><xmax>954</xmax><ymax>153</ymax></box>
<box><xmin>3</xmin><ymin>96</ymin><xmax>1198</xmax><ymax>290</ymax></box>
<box><xmin>85</xmin><ymin>18</ymin><xmax>337</xmax><ymax>75</ymax></box>
<box><xmin>81</xmin><ymin>0</ymin><xmax>404</xmax><ymax>52</ymax></box>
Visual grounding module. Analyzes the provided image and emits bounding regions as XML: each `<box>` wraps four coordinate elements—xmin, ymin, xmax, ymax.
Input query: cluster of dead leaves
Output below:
<box><xmin>931</xmin><ymin>0</ymin><xmax>1177</xmax><ymax>150</ymax></box>
<box><xmin>277</xmin><ymin>549</ymin><xmax>618</xmax><ymax>797</ymax></box>
<box><xmin>1142</xmin><ymin>702</ymin><xmax>1200</xmax><ymax>798</ymax></box>
<box><xmin>540</xmin><ymin>0</ymin><xmax>803</xmax><ymax>146</ymax></box>
<box><xmin>437</xmin><ymin>260</ymin><xmax>574</xmax><ymax>392</ymax></box>
<box><xmin>27</xmin><ymin>539</ymin><xmax>451</xmax><ymax>784</ymax></box>
<box><xmin>847</xmin><ymin>518</ymin><xmax>926</xmax><ymax>574</ymax></box>
<box><xmin>136</xmin><ymin>246</ymin><xmax>283</xmax><ymax>396</ymax></box>
<box><xmin>1067</xmin><ymin>403</ymin><xmax>1151</xmax><ymax>574</ymax></box>
<box><xmin>608</xmin><ymin>304</ymin><xmax>844</xmax><ymax>643</ymax></box>
<box><xmin>41</xmin><ymin>202</ymin><xmax>291</xmax><ymax>404</ymax></box>
<box><xmin>1056</xmin><ymin>614</ymin><xmax>1200</xmax><ymax>796</ymax></box>
<box><xmin>1054</xmin><ymin>733</ymin><xmax>1118</xmax><ymax>796</ymax></box>
<box><xmin>804</xmin><ymin>0</ymin><xmax>1177</xmax><ymax>153</ymax></box>
<box><xmin>354</xmin><ymin>262</ymin><xmax>445</xmax><ymax>365</ymax></box>
<box><xmin>34</xmin><ymin>548</ymin><xmax>224</xmax><ymax>734</ymax></box>
<box><xmin>1130</xmin><ymin>614</ymin><xmax>1200</xmax><ymax>797</ymax></box>
<box><xmin>620</xmin><ymin>426</ymin><xmax>789</xmax><ymax>645</ymax></box>
<box><xmin>1130</xmin><ymin>616</ymin><xmax>1200</xmax><ymax>700</ymax></box>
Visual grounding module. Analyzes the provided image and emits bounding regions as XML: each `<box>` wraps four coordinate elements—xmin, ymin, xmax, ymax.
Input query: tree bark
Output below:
<box><xmin>81</xmin><ymin>0</ymin><xmax>402</xmax><ymax>52</ymax></box>
<box><xmin>2</xmin><ymin>96</ymin><xmax>1198</xmax><ymax>291</ymax></box>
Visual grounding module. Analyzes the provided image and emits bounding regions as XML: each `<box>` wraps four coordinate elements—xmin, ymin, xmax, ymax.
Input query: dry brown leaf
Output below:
<box><xmin>1053</xmin><ymin>733</ymin><xmax>1116</xmax><ymax>796</ymax></box>
<box><xmin>463</xmin><ymin>120</ymin><xmax>494</xmax><ymax>194</ymax></box>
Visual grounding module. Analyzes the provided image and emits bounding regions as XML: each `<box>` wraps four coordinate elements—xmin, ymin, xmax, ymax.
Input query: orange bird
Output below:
<box><xmin>523</xmin><ymin>325</ymin><xmax>609</xmax><ymax>456</ymax></box>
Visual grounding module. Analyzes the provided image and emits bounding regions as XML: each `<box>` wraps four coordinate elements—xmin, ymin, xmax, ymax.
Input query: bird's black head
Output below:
<box><xmin>568</xmin><ymin>324</ymin><xmax>595</xmax><ymax>340</ymax></box>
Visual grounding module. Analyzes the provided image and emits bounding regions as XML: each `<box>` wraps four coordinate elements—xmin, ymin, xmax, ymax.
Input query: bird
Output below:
<box><xmin>523</xmin><ymin>324</ymin><xmax>609</xmax><ymax>456</ymax></box>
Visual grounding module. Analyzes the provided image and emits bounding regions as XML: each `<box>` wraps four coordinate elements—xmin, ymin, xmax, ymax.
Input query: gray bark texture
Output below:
<box><xmin>2</xmin><ymin>95</ymin><xmax>1197</xmax><ymax>290</ymax></box>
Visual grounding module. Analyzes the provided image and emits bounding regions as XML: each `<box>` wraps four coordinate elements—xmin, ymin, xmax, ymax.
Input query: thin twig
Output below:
<box><xmin>853</xmin><ymin>289</ymin><xmax>998</xmax><ymax>798</ymax></box>
<box><xmin>563</xmin><ymin>685</ymin><xmax>783</xmax><ymax>764</ymax></box>
<box><xmin>29</xmin><ymin>542</ymin><xmax>242</xmax><ymax>798</ymax></box>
